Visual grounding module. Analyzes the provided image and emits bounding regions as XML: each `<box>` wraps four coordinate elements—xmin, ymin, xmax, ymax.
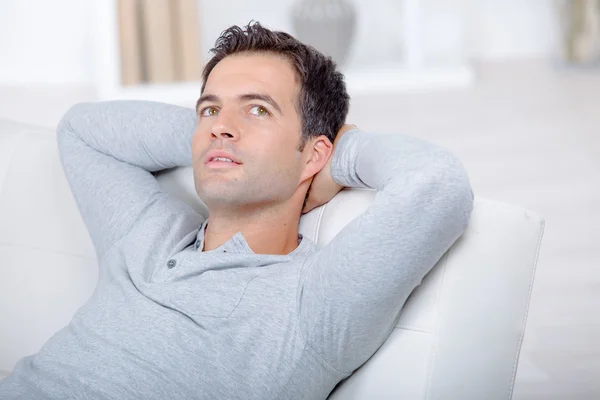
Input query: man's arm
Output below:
<box><xmin>297</xmin><ymin>129</ymin><xmax>474</xmax><ymax>375</ymax></box>
<box><xmin>56</xmin><ymin>100</ymin><xmax>199</xmax><ymax>262</ymax></box>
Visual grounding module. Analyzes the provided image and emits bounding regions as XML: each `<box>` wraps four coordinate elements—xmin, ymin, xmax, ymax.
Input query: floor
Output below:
<box><xmin>1</xmin><ymin>59</ymin><xmax>598</xmax><ymax>399</ymax></box>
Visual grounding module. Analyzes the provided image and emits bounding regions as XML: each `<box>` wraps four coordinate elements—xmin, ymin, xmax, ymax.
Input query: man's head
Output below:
<box><xmin>192</xmin><ymin>21</ymin><xmax>350</xmax><ymax>217</ymax></box>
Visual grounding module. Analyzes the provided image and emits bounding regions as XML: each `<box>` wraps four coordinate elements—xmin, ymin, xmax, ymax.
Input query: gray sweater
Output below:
<box><xmin>0</xmin><ymin>100</ymin><xmax>473</xmax><ymax>400</ymax></box>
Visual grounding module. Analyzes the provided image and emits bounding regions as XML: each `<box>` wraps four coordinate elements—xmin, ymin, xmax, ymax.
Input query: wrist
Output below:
<box><xmin>328</xmin><ymin>124</ymin><xmax>358</xmax><ymax>185</ymax></box>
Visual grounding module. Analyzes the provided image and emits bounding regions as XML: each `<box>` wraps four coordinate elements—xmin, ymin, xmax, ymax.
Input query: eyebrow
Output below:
<box><xmin>195</xmin><ymin>93</ymin><xmax>283</xmax><ymax>115</ymax></box>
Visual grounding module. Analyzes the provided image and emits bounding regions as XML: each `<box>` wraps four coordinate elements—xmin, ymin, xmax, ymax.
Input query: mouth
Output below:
<box><xmin>206</xmin><ymin>155</ymin><xmax>242</xmax><ymax>169</ymax></box>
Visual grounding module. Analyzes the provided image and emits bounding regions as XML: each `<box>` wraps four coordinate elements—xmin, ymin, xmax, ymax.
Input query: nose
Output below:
<box><xmin>210</xmin><ymin>108</ymin><xmax>240</xmax><ymax>141</ymax></box>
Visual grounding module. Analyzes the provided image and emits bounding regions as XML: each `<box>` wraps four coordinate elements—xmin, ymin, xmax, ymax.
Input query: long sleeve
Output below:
<box><xmin>297</xmin><ymin>129</ymin><xmax>474</xmax><ymax>375</ymax></box>
<box><xmin>56</xmin><ymin>100</ymin><xmax>199</xmax><ymax>262</ymax></box>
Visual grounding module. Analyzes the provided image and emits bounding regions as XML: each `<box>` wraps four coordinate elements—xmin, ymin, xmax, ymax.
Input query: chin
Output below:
<box><xmin>198</xmin><ymin>187</ymin><xmax>244</xmax><ymax>207</ymax></box>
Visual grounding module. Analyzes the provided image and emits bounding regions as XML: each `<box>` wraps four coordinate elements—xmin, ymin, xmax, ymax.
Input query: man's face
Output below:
<box><xmin>192</xmin><ymin>53</ymin><xmax>307</xmax><ymax>212</ymax></box>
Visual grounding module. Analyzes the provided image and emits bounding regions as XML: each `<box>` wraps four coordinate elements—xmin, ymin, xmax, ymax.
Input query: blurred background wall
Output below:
<box><xmin>0</xmin><ymin>0</ymin><xmax>560</xmax><ymax>85</ymax></box>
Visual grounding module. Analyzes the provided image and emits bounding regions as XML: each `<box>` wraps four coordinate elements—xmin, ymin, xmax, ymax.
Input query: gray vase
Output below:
<box><xmin>291</xmin><ymin>0</ymin><xmax>357</xmax><ymax>67</ymax></box>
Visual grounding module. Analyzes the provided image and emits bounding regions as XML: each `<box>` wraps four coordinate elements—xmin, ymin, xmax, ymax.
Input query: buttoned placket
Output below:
<box><xmin>164</xmin><ymin>238</ymin><xmax>229</xmax><ymax>274</ymax></box>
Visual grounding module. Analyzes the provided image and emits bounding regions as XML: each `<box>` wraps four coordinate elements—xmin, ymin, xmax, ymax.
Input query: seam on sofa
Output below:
<box><xmin>423</xmin><ymin>248</ymin><xmax>452</xmax><ymax>400</ymax></box>
<box><xmin>476</xmin><ymin>196</ymin><xmax>544</xmax><ymax>222</ymax></box>
<box><xmin>507</xmin><ymin>218</ymin><xmax>546</xmax><ymax>400</ymax></box>
<box><xmin>395</xmin><ymin>325</ymin><xmax>434</xmax><ymax>334</ymax></box>
<box><xmin>312</xmin><ymin>201</ymin><xmax>328</xmax><ymax>245</ymax></box>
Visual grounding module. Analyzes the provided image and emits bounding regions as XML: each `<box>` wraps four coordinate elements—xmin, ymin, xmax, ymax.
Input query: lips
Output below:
<box><xmin>205</xmin><ymin>149</ymin><xmax>241</xmax><ymax>165</ymax></box>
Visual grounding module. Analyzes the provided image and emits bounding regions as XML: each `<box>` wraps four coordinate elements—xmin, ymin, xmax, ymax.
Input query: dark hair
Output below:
<box><xmin>201</xmin><ymin>21</ymin><xmax>350</xmax><ymax>150</ymax></box>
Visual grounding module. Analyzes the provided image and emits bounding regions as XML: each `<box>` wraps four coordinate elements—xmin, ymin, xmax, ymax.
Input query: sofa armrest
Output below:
<box><xmin>327</xmin><ymin>197</ymin><xmax>544</xmax><ymax>399</ymax></box>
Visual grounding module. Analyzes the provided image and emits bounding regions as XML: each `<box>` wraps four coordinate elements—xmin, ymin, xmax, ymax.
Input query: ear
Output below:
<box><xmin>300</xmin><ymin>135</ymin><xmax>333</xmax><ymax>182</ymax></box>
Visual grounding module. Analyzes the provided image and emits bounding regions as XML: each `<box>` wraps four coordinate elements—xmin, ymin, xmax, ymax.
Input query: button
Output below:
<box><xmin>195</xmin><ymin>240</ymin><xmax>201</xmax><ymax>249</ymax></box>
<box><xmin>167</xmin><ymin>259</ymin><xmax>176</xmax><ymax>268</ymax></box>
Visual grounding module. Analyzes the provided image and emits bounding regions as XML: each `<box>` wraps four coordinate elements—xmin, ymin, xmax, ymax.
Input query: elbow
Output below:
<box><xmin>56</xmin><ymin>102</ymin><xmax>95</xmax><ymax>147</ymax></box>
<box><xmin>427</xmin><ymin>149</ymin><xmax>475</xmax><ymax>231</ymax></box>
<box><xmin>57</xmin><ymin>102</ymin><xmax>91</xmax><ymax>133</ymax></box>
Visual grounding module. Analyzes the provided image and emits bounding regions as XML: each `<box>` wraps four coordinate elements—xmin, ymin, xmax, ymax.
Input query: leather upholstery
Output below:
<box><xmin>0</xmin><ymin>119</ymin><xmax>545</xmax><ymax>398</ymax></box>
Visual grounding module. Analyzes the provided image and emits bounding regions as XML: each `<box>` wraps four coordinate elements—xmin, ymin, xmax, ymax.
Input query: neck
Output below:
<box><xmin>203</xmin><ymin>204</ymin><xmax>302</xmax><ymax>255</ymax></box>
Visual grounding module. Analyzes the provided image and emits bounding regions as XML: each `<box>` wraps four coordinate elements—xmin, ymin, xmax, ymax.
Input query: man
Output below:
<box><xmin>0</xmin><ymin>22</ymin><xmax>473</xmax><ymax>399</ymax></box>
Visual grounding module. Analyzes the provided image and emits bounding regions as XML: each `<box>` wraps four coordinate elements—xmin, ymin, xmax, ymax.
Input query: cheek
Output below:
<box><xmin>192</xmin><ymin>128</ymin><xmax>209</xmax><ymax>156</ymax></box>
<box><xmin>267</xmin><ymin>145</ymin><xmax>303</xmax><ymax>179</ymax></box>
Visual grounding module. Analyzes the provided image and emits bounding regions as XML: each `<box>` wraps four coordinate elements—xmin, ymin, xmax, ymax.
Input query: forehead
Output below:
<box><xmin>204</xmin><ymin>53</ymin><xmax>299</xmax><ymax>103</ymax></box>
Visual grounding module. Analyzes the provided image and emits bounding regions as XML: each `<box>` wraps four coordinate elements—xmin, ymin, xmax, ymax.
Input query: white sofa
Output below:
<box><xmin>0</xmin><ymin>118</ymin><xmax>545</xmax><ymax>399</ymax></box>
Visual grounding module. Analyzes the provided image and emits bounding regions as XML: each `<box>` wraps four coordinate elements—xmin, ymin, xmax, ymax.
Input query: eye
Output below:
<box><xmin>249</xmin><ymin>105</ymin><xmax>270</xmax><ymax>116</ymax></box>
<box><xmin>200</xmin><ymin>106</ymin><xmax>219</xmax><ymax>117</ymax></box>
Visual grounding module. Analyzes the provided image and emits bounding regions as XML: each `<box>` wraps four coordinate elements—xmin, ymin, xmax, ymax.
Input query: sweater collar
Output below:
<box><xmin>194</xmin><ymin>219</ymin><xmax>315</xmax><ymax>258</ymax></box>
